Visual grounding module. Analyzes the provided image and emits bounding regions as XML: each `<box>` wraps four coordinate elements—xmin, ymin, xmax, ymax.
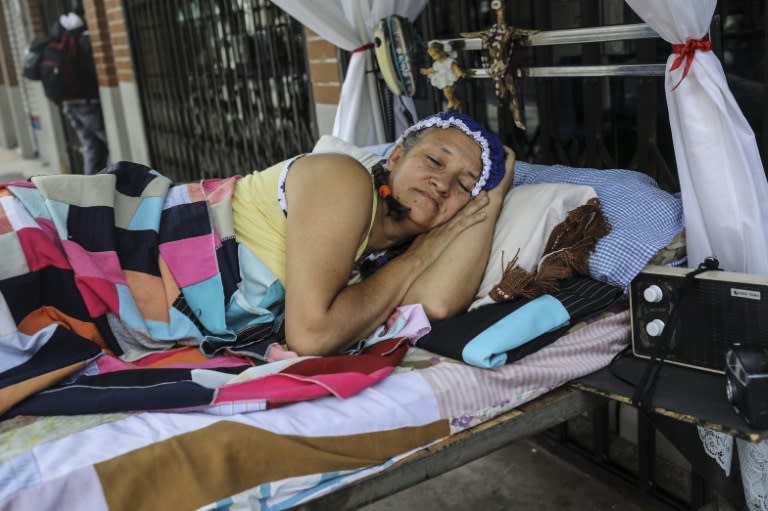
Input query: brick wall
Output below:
<box><xmin>84</xmin><ymin>0</ymin><xmax>134</xmax><ymax>87</ymax></box>
<box><xmin>26</xmin><ymin>2</ymin><xmax>44</xmax><ymax>37</ymax></box>
<box><xmin>305</xmin><ymin>28</ymin><xmax>340</xmax><ymax>105</ymax></box>
<box><xmin>0</xmin><ymin>2</ymin><xmax>17</xmax><ymax>86</ymax></box>
<box><xmin>84</xmin><ymin>0</ymin><xmax>118</xmax><ymax>87</ymax></box>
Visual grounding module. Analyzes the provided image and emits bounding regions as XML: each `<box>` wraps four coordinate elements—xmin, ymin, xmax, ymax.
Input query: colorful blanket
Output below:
<box><xmin>0</xmin><ymin>310</ymin><xmax>632</xmax><ymax>510</ymax></box>
<box><xmin>0</xmin><ymin>162</ymin><xmax>405</xmax><ymax>418</ymax></box>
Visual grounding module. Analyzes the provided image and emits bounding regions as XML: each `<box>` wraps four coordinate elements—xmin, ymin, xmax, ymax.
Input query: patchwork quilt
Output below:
<box><xmin>0</xmin><ymin>162</ymin><xmax>405</xmax><ymax>419</ymax></box>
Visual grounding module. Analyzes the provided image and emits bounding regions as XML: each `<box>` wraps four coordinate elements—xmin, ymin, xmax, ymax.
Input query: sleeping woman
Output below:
<box><xmin>232</xmin><ymin>111</ymin><xmax>515</xmax><ymax>355</ymax></box>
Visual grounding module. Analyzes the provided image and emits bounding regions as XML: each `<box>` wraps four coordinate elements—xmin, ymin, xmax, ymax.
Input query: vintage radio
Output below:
<box><xmin>630</xmin><ymin>265</ymin><xmax>768</xmax><ymax>374</ymax></box>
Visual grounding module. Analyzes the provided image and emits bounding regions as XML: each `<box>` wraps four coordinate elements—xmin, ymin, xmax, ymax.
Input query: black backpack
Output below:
<box><xmin>39</xmin><ymin>28</ymin><xmax>87</xmax><ymax>104</ymax></box>
<box><xmin>22</xmin><ymin>35</ymin><xmax>52</xmax><ymax>81</ymax></box>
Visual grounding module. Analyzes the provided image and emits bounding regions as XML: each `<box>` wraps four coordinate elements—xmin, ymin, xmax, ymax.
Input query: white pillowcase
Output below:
<box><xmin>312</xmin><ymin>135</ymin><xmax>382</xmax><ymax>169</ymax></box>
<box><xmin>470</xmin><ymin>183</ymin><xmax>598</xmax><ymax>310</ymax></box>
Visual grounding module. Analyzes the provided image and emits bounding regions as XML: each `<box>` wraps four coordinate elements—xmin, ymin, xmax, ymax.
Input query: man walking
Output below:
<box><xmin>43</xmin><ymin>8</ymin><xmax>108</xmax><ymax>174</ymax></box>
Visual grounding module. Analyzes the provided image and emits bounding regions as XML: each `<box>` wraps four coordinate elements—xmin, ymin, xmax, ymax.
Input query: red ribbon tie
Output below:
<box><xmin>352</xmin><ymin>43</ymin><xmax>374</xmax><ymax>54</ymax></box>
<box><xmin>670</xmin><ymin>34</ymin><xmax>711</xmax><ymax>90</ymax></box>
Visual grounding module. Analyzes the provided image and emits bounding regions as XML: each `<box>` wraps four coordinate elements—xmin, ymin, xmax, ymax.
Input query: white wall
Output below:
<box><xmin>99</xmin><ymin>86</ymin><xmax>128</xmax><ymax>164</ymax></box>
<box><xmin>314</xmin><ymin>103</ymin><xmax>337</xmax><ymax>138</ymax></box>
<box><xmin>0</xmin><ymin>85</ymin><xmax>16</xmax><ymax>148</ymax></box>
<box><xmin>27</xmin><ymin>82</ymin><xmax>67</xmax><ymax>172</ymax></box>
<box><xmin>98</xmin><ymin>82</ymin><xmax>149</xmax><ymax>166</ymax></box>
<box><xmin>119</xmin><ymin>81</ymin><xmax>149</xmax><ymax>165</ymax></box>
<box><xmin>5</xmin><ymin>86</ymin><xmax>35</xmax><ymax>158</ymax></box>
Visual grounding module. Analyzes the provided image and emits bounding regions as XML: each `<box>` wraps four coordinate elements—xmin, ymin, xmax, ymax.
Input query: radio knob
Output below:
<box><xmin>643</xmin><ymin>285</ymin><xmax>664</xmax><ymax>303</ymax></box>
<box><xmin>646</xmin><ymin>319</ymin><xmax>666</xmax><ymax>337</ymax></box>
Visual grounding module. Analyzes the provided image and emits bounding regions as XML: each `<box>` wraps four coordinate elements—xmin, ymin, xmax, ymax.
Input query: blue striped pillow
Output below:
<box><xmin>513</xmin><ymin>161</ymin><xmax>684</xmax><ymax>291</ymax></box>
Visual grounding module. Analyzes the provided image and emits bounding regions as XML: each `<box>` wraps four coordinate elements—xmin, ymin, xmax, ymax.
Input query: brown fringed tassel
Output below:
<box><xmin>490</xmin><ymin>250</ymin><xmax>537</xmax><ymax>302</ymax></box>
<box><xmin>489</xmin><ymin>198</ymin><xmax>612</xmax><ymax>304</ymax></box>
<box><xmin>534</xmin><ymin>198</ymin><xmax>611</xmax><ymax>292</ymax></box>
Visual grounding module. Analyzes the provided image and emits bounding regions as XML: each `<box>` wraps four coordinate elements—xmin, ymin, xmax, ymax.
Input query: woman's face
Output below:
<box><xmin>387</xmin><ymin>127</ymin><xmax>482</xmax><ymax>230</ymax></box>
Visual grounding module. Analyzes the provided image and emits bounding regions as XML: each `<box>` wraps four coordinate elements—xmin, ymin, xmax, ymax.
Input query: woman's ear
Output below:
<box><xmin>386</xmin><ymin>143</ymin><xmax>404</xmax><ymax>168</ymax></box>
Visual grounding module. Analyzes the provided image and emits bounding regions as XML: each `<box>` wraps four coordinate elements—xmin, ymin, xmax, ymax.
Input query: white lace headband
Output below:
<box><xmin>395</xmin><ymin>114</ymin><xmax>499</xmax><ymax>196</ymax></box>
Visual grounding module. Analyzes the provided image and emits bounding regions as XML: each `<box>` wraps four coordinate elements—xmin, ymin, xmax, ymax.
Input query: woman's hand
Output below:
<box><xmin>404</xmin><ymin>191</ymin><xmax>491</xmax><ymax>267</ymax></box>
<box><xmin>489</xmin><ymin>145</ymin><xmax>516</xmax><ymax>201</ymax></box>
<box><xmin>400</xmin><ymin>146</ymin><xmax>515</xmax><ymax>319</ymax></box>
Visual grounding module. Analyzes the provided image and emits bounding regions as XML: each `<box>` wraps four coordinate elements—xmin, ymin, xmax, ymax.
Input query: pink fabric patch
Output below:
<box><xmin>0</xmin><ymin>180</ymin><xmax>36</xmax><ymax>190</ymax></box>
<box><xmin>202</xmin><ymin>177</ymin><xmax>239</xmax><ymax>205</ymax></box>
<box><xmin>16</xmin><ymin>226</ymin><xmax>71</xmax><ymax>271</ymax></box>
<box><xmin>213</xmin><ymin>367</ymin><xmax>394</xmax><ymax>404</ymax></box>
<box><xmin>186</xmin><ymin>183</ymin><xmax>206</xmax><ymax>203</ymax></box>
<box><xmin>62</xmin><ymin>240</ymin><xmax>127</xmax><ymax>284</ymax></box>
<box><xmin>158</xmin><ymin>234</ymin><xmax>218</xmax><ymax>287</ymax></box>
<box><xmin>96</xmin><ymin>351</ymin><xmax>252</xmax><ymax>373</ymax></box>
<box><xmin>76</xmin><ymin>275</ymin><xmax>120</xmax><ymax>317</ymax></box>
<box><xmin>265</xmin><ymin>343</ymin><xmax>298</xmax><ymax>362</ymax></box>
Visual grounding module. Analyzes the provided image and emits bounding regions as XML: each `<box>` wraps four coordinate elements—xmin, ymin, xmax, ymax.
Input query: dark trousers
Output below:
<box><xmin>62</xmin><ymin>100</ymin><xmax>108</xmax><ymax>175</ymax></box>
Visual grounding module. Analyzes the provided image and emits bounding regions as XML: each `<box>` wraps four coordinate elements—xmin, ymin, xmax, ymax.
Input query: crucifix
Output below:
<box><xmin>460</xmin><ymin>0</ymin><xmax>537</xmax><ymax>130</ymax></box>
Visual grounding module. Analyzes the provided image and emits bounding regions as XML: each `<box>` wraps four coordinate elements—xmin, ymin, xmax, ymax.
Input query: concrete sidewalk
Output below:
<box><xmin>0</xmin><ymin>146</ymin><xmax>57</xmax><ymax>182</ymax></box>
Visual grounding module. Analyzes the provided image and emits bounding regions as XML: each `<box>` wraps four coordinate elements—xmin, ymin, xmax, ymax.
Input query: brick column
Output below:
<box><xmin>0</xmin><ymin>1</ymin><xmax>34</xmax><ymax>153</ymax></box>
<box><xmin>0</xmin><ymin>1</ymin><xmax>14</xmax><ymax>148</ymax></box>
<box><xmin>26</xmin><ymin>2</ymin><xmax>44</xmax><ymax>37</ymax></box>
<box><xmin>85</xmin><ymin>0</ymin><xmax>118</xmax><ymax>88</ymax></box>
<box><xmin>305</xmin><ymin>28</ymin><xmax>341</xmax><ymax>137</ymax></box>
<box><xmin>83</xmin><ymin>0</ymin><xmax>149</xmax><ymax>165</ymax></box>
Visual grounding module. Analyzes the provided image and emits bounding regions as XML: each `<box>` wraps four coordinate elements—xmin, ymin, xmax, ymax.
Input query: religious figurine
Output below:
<box><xmin>420</xmin><ymin>42</ymin><xmax>471</xmax><ymax>111</ymax></box>
<box><xmin>460</xmin><ymin>0</ymin><xmax>536</xmax><ymax>129</ymax></box>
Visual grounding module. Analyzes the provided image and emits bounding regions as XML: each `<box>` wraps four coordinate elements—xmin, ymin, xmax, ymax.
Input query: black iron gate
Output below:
<box><xmin>413</xmin><ymin>0</ymin><xmax>679</xmax><ymax>191</ymax></box>
<box><xmin>123</xmin><ymin>0</ymin><xmax>316</xmax><ymax>182</ymax></box>
<box><xmin>413</xmin><ymin>0</ymin><xmax>766</xmax><ymax>192</ymax></box>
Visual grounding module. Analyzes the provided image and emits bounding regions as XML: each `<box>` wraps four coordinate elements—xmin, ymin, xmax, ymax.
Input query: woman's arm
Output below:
<box><xmin>401</xmin><ymin>146</ymin><xmax>517</xmax><ymax>319</ymax></box>
<box><xmin>283</xmin><ymin>154</ymin><xmax>491</xmax><ymax>356</ymax></box>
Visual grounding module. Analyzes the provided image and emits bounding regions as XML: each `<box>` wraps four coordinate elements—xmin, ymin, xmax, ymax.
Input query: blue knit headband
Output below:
<box><xmin>395</xmin><ymin>112</ymin><xmax>506</xmax><ymax>196</ymax></box>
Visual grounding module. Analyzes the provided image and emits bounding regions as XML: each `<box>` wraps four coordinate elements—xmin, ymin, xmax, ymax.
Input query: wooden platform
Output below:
<box><xmin>291</xmin><ymin>387</ymin><xmax>603</xmax><ymax>510</ymax></box>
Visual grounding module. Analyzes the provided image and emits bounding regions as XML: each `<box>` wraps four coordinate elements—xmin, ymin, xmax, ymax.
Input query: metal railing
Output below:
<box><xmin>124</xmin><ymin>0</ymin><xmax>316</xmax><ymax>181</ymax></box>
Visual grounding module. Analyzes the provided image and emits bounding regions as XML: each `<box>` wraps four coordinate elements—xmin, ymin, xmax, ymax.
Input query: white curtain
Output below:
<box><xmin>625</xmin><ymin>0</ymin><xmax>768</xmax><ymax>275</ymax></box>
<box><xmin>271</xmin><ymin>0</ymin><xmax>427</xmax><ymax>146</ymax></box>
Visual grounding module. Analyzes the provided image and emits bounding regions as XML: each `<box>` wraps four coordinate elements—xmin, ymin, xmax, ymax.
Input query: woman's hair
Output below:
<box><xmin>359</xmin><ymin>129</ymin><xmax>429</xmax><ymax>279</ymax></box>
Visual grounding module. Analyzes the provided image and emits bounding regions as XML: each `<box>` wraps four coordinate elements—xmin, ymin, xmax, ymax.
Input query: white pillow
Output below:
<box><xmin>312</xmin><ymin>135</ymin><xmax>382</xmax><ymax>170</ymax></box>
<box><xmin>471</xmin><ymin>183</ymin><xmax>598</xmax><ymax>310</ymax></box>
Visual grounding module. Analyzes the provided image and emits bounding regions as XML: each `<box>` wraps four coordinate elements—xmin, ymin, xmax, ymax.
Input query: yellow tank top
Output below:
<box><xmin>232</xmin><ymin>155</ymin><xmax>377</xmax><ymax>285</ymax></box>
